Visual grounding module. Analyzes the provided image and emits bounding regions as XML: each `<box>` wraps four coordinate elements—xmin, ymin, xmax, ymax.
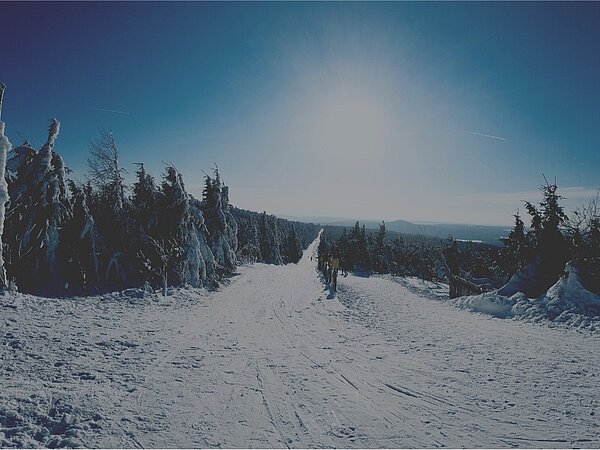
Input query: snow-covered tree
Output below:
<box><xmin>154</xmin><ymin>165</ymin><xmax>221</xmax><ymax>289</ymax></box>
<box><xmin>371</xmin><ymin>222</ymin><xmax>388</xmax><ymax>273</ymax></box>
<box><xmin>500</xmin><ymin>212</ymin><xmax>530</xmax><ymax>277</ymax></box>
<box><xmin>237</xmin><ymin>217</ymin><xmax>261</xmax><ymax>263</ymax></box>
<box><xmin>201</xmin><ymin>167</ymin><xmax>236</xmax><ymax>274</ymax></box>
<box><xmin>5</xmin><ymin>119</ymin><xmax>72</xmax><ymax>293</ymax></box>
<box><xmin>523</xmin><ymin>180</ymin><xmax>569</xmax><ymax>295</ymax></box>
<box><xmin>259</xmin><ymin>212</ymin><xmax>283</xmax><ymax>265</ymax></box>
<box><xmin>60</xmin><ymin>181</ymin><xmax>100</xmax><ymax>292</ymax></box>
<box><xmin>159</xmin><ymin>166</ymin><xmax>191</xmax><ymax>286</ymax></box>
<box><xmin>188</xmin><ymin>196</ymin><xmax>215</xmax><ymax>285</ymax></box>
<box><xmin>0</xmin><ymin>83</ymin><xmax>10</xmax><ymax>288</ymax></box>
<box><xmin>284</xmin><ymin>226</ymin><xmax>303</xmax><ymax>264</ymax></box>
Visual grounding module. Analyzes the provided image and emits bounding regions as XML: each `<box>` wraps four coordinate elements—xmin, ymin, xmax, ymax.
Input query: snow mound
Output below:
<box><xmin>0</xmin><ymin>394</ymin><xmax>103</xmax><ymax>448</ymax></box>
<box><xmin>451</xmin><ymin>263</ymin><xmax>600</xmax><ymax>332</ymax></box>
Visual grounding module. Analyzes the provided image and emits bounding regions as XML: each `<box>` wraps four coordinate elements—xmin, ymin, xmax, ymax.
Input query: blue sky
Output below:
<box><xmin>1</xmin><ymin>2</ymin><xmax>599</xmax><ymax>226</ymax></box>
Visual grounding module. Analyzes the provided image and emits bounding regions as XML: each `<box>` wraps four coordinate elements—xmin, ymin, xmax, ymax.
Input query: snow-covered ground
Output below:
<box><xmin>2</xmin><ymin>235</ymin><xmax>600</xmax><ymax>448</ymax></box>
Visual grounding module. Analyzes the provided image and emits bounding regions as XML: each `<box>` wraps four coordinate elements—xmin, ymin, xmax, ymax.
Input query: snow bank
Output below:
<box><xmin>451</xmin><ymin>263</ymin><xmax>600</xmax><ymax>332</ymax></box>
<box><xmin>0</xmin><ymin>392</ymin><xmax>103</xmax><ymax>448</ymax></box>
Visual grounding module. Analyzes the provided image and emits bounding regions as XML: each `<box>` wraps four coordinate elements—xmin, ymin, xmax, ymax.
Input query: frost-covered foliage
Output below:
<box><xmin>0</xmin><ymin>116</ymin><xmax>316</xmax><ymax>296</ymax></box>
<box><xmin>283</xmin><ymin>225</ymin><xmax>303</xmax><ymax>264</ymax></box>
<box><xmin>259</xmin><ymin>212</ymin><xmax>283</xmax><ymax>265</ymax></box>
<box><xmin>201</xmin><ymin>167</ymin><xmax>236</xmax><ymax>274</ymax></box>
<box><xmin>1</xmin><ymin>122</ymin><xmax>242</xmax><ymax>295</ymax></box>
<box><xmin>5</xmin><ymin>120</ymin><xmax>72</xmax><ymax>293</ymax></box>
<box><xmin>0</xmin><ymin>116</ymin><xmax>11</xmax><ymax>288</ymax></box>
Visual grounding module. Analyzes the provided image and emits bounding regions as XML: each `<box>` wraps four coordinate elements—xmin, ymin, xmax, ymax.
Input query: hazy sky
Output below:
<box><xmin>2</xmin><ymin>2</ymin><xmax>599</xmax><ymax>226</ymax></box>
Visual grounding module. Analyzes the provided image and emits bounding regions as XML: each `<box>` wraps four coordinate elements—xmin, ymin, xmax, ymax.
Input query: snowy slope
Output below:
<box><xmin>1</xmin><ymin>234</ymin><xmax>599</xmax><ymax>448</ymax></box>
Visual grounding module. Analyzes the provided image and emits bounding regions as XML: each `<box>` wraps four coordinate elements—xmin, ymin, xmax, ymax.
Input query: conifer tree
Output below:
<box><xmin>500</xmin><ymin>211</ymin><xmax>530</xmax><ymax>277</ymax></box>
<box><xmin>5</xmin><ymin>119</ymin><xmax>72</xmax><ymax>292</ymax></box>
<box><xmin>372</xmin><ymin>222</ymin><xmax>388</xmax><ymax>273</ymax></box>
<box><xmin>259</xmin><ymin>212</ymin><xmax>283</xmax><ymax>265</ymax></box>
<box><xmin>60</xmin><ymin>181</ymin><xmax>100</xmax><ymax>292</ymax></box>
<box><xmin>0</xmin><ymin>83</ymin><xmax>11</xmax><ymax>288</ymax></box>
<box><xmin>131</xmin><ymin>163</ymin><xmax>161</xmax><ymax>286</ymax></box>
<box><xmin>201</xmin><ymin>167</ymin><xmax>236</xmax><ymax>274</ymax></box>
<box><xmin>159</xmin><ymin>166</ymin><xmax>190</xmax><ymax>286</ymax></box>
<box><xmin>523</xmin><ymin>180</ymin><xmax>568</xmax><ymax>293</ymax></box>
<box><xmin>284</xmin><ymin>226</ymin><xmax>303</xmax><ymax>264</ymax></box>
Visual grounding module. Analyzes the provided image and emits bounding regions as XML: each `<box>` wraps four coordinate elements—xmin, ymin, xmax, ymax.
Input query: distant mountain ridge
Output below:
<box><xmin>281</xmin><ymin>215</ymin><xmax>510</xmax><ymax>246</ymax></box>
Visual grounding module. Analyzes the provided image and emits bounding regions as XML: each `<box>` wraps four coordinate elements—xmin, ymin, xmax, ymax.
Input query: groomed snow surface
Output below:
<box><xmin>2</xmin><ymin>235</ymin><xmax>599</xmax><ymax>448</ymax></box>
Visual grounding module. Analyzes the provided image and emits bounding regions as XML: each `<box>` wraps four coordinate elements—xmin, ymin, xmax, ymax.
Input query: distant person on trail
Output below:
<box><xmin>327</xmin><ymin>266</ymin><xmax>332</xmax><ymax>284</ymax></box>
<box><xmin>332</xmin><ymin>268</ymin><xmax>338</xmax><ymax>292</ymax></box>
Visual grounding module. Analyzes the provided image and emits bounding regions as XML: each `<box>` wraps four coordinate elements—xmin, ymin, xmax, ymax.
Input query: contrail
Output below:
<box><xmin>463</xmin><ymin>131</ymin><xmax>507</xmax><ymax>141</ymax></box>
<box><xmin>62</xmin><ymin>104</ymin><xmax>130</xmax><ymax>115</ymax></box>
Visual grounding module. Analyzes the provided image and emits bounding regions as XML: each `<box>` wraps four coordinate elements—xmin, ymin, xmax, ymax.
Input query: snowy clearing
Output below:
<box><xmin>2</xmin><ymin>235</ymin><xmax>600</xmax><ymax>448</ymax></box>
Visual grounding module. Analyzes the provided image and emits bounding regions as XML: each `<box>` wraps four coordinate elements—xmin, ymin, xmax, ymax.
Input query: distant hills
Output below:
<box><xmin>282</xmin><ymin>216</ymin><xmax>511</xmax><ymax>246</ymax></box>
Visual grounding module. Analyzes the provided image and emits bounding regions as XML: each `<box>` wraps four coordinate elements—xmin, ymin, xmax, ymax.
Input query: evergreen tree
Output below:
<box><xmin>500</xmin><ymin>212</ymin><xmax>530</xmax><ymax>276</ymax></box>
<box><xmin>372</xmin><ymin>222</ymin><xmax>388</xmax><ymax>273</ymax></box>
<box><xmin>130</xmin><ymin>163</ymin><xmax>161</xmax><ymax>286</ymax></box>
<box><xmin>284</xmin><ymin>226</ymin><xmax>303</xmax><ymax>264</ymax></box>
<box><xmin>358</xmin><ymin>224</ymin><xmax>371</xmax><ymax>271</ymax></box>
<box><xmin>5</xmin><ymin>119</ymin><xmax>72</xmax><ymax>293</ymax></box>
<box><xmin>60</xmin><ymin>181</ymin><xmax>100</xmax><ymax>292</ymax></box>
<box><xmin>0</xmin><ymin>84</ymin><xmax>11</xmax><ymax>288</ymax></box>
<box><xmin>201</xmin><ymin>167</ymin><xmax>236</xmax><ymax>274</ymax></box>
<box><xmin>159</xmin><ymin>166</ymin><xmax>190</xmax><ymax>287</ymax></box>
<box><xmin>259</xmin><ymin>212</ymin><xmax>283</xmax><ymax>265</ymax></box>
<box><xmin>237</xmin><ymin>218</ymin><xmax>261</xmax><ymax>262</ymax></box>
<box><xmin>523</xmin><ymin>180</ymin><xmax>568</xmax><ymax>294</ymax></box>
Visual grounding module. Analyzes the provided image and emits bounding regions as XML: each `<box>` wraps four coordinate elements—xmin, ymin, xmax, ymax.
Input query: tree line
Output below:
<box><xmin>0</xmin><ymin>118</ymin><xmax>318</xmax><ymax>296</ymax></box>
<box><xmin>319</xmin><ymin>180</ymin><xmax>600</xmax><ymax>298</ymax></box>
<box><xmin>318</xmin><ymin>221</ymin><xmax>450</xmax><ymax>282</ymax></box>
<box><xmin>233</xmin><ymin>207</ymin><xmax>319</xmax><ymax>265</ymax></box>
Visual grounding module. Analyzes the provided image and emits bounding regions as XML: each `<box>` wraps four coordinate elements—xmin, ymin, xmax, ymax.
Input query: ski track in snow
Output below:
<box><xmin>1</xmin><ymin>234</ymin><xmax>600</xmax><ymax>448</ymax></box>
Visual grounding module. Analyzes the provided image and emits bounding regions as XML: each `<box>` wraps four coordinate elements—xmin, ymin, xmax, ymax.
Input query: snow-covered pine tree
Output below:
<box><xmin>237</xmin><ymin>217</ymin><xmax>261</xmax><ymax>262</ymax></box>
<box><xmin>0</xmin><ymin>83</ymin><xmax>10</xmax><ymax>288</ymax></box>
<box><xmin>220</xmin><ymin>184</ymin><xmax>238</xmax><ymax>259</ymax></box>
<box><xmin>132</xmin><ymin>163</ymin><xmax>159</xmax><ymax>228</ymax></box>
<box><xmin>523</xmin><ymin>180</ymin><xmax>569</xmax><ymax>295</ymax></box>
<box><xmin>500</xmin><ymin>212</ymin><xmax>530</xmax><ymax>277</ymax></box>
<box><xmin>159</xmin><ymin>166</ymin><xmax>190</xmax><ymax>287</ymax></box>
<box><xmin>59</xmin><ymin>181</ymin><xmax>100</xmax><ymax>292</ymax></box>
<box><xmin>157</xmin><ymin>165</ymin><xmax>221</xmax><ymax>290</ymax></box>
<box><xmin>284</xmin><ymin>225</ymin><xmax>303</xmax><ymax>264</ymax></box>
<box><xmin>259</xmin><ymin>212</ymin><xmax>283</xmax><ymax>265</ymax></box>
<box><xmin>201</xmin><ymin>167</ymin><xmax>236</xmax><ymax>274</ymax></box>
<box><xmin>189</xmin><ymin>196</ymin><xmax>216</xmax><ymax>285</ymax></box>
<box><xmin>131</xmin><ymin>163</ymin><xmax>161</xmax><ymax>286</ymax></box>
<box><xmin>5</xmin><ymin>119</ymin><xmax>72</xmax><ymax>293</ymax></box>
<box><xmin>372</xmin><ymin>221</ymin><xmax>388</xmax><ymax>273</ymax></box>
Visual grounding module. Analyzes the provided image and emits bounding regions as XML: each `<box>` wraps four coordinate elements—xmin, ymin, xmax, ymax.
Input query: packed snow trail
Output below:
<box><xmin>2</xmin><ymin>233</ymin><xmax>600</xmax><ymax>448</ymax></box>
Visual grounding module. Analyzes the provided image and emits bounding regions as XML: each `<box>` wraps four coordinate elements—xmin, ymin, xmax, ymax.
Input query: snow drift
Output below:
<box><xmin>451</xmin><ymin>262</ymin><xmax>600</xmax><ymax>331</ymax></box>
